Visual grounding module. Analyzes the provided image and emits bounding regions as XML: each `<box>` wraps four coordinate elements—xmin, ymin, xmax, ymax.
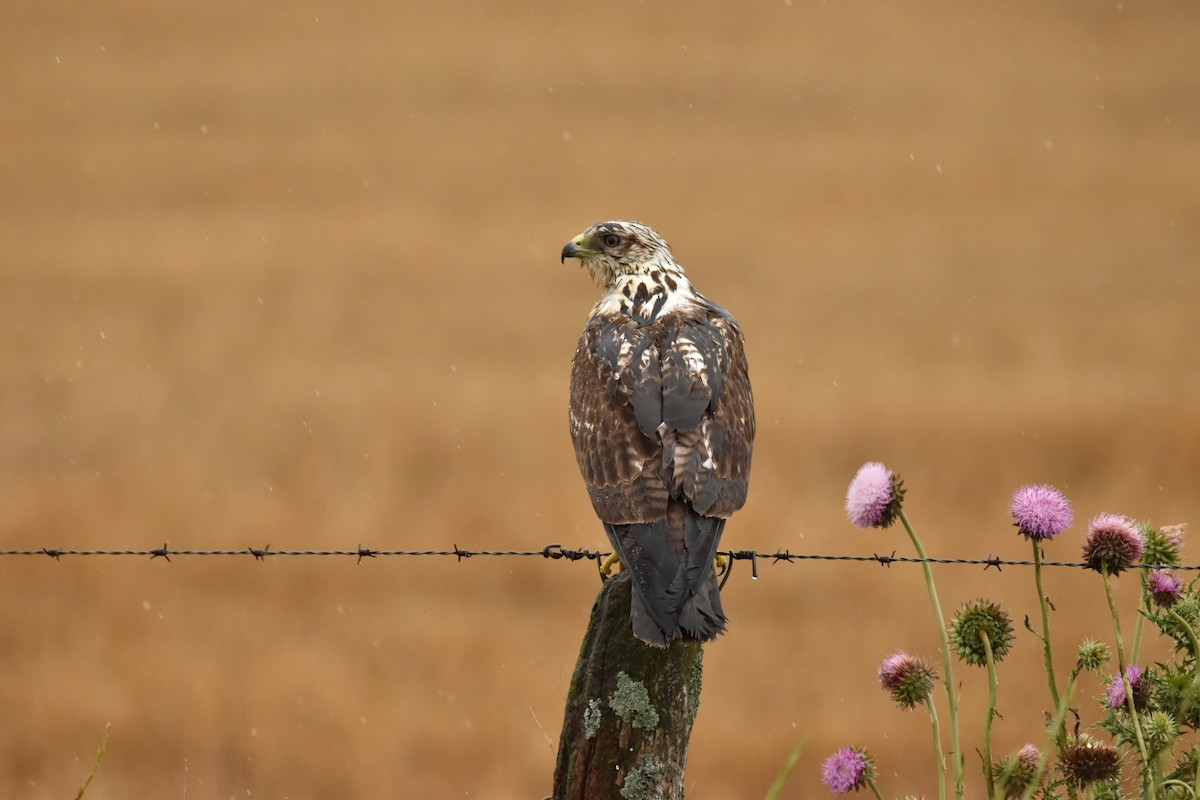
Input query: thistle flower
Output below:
<box><xmin>1161</xmin><ymin>523</ymin><xmax>1187</xmax><ymax>551</ymax></box>
<box><xmin>1148</xmin><ymin>569</ymin><xmax>1185</xmax><ymax>609</ymax></box>
<box><xmin>1143</xmin><ymin>522</ymin><xmax>1186</xmax><ymax>567</ymax></box>
<box><xmin>877</xmin><ymin>652</ymin><xmax>936</xmax><ymax>710</ymax></box>
<box><xmin>1077</xmin><ymin>639</ymin><xmax>1111</xmax><ymax>673</ymax></box>
<box><xmin>1143</xmin><ymin>710</ymin><xmax>1180</xmax><ymax>755</ymax></box>
<box><xmin>1082</xmin><ymin>513</ymin><xmax>1144</xmax><ymax>575</ymax></box>
<box><xmin>1106</xmin><ymin>664</ymin><xmax>1149</xmax><ymax>711</ymax></box>
<box><xmin>821</xmin><ymin>746</ymin><xmax>874</xmax><ymax>793</ymax></box>
<box><xmin>949</xmin><ymin>600</ymin><xmax>1015</xmax><ymax>666</ymax></box>
<box><xmin>1059</xmin><ymin>737</ymin><xmax>1122</xmax><ymax>788</ymax></box>
<box><xmin>845</xmin><ymin>462</ymin><xmax>905</xmax><ymax>529</ymax></box>
<box><xmin>1010</xmin><ymin>484</ymin><xmax>1073</xmax><ymax>541</ymax></box>
<box><xmin>994</xmin><ymin>744</ymin><xmax>1042</xmax><ymax>799</ymax></box>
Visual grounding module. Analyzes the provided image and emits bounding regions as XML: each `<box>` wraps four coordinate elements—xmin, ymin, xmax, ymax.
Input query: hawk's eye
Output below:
<box><xmin>601</xmin><ymin>233</ymin><xmax>622</xmax><ymax>248</ymax></box>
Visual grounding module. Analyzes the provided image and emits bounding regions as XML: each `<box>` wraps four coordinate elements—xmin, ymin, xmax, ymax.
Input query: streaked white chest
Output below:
<box><xmin>591</xmin><ymin>274</ymin><xmax>696</xmax><ymax>322</ymax></box>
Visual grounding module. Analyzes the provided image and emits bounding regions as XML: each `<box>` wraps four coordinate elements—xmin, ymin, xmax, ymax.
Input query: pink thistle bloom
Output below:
<box><xmin>878</xmin><ymin>651</ymin><xmax>936</xmax><ymax>709</ymax></box>
<box><xmin>1010</xmin><ymin>484</ymin><xmax>1073</xmax><ymax>540</ymax></box>
<box><xmin>822</xmin><ymin>746</ymin><xmax>874</xmax><ymax>793</ymax></box>
<box><xmin>1082</xmin><ymin>513</ymin><xmax>1144</xmax><ymax>575</ymax></box>
<box><xmin>1106</xmin><ymin>665</ymin><xmax>1148</xmax><ymax>710</ymax></box>
<box><xmin>995</xmin><ymin>744</ymin><xmax>1043</xmax><ymax>798</ymax></box>
<box><xmin>1147</xmin><ymin>569</ymin><xmax>1184</xmax><ymax>608</ymax></box>
<box><xmin>846</xmin><ymin>462</ymin><xmax>903</xmax><ymax>529</ymax></box>
<box><xmin>1016</xmin><ymin>743</ymin><xmax>1041</xmax><ymax>767</ymax></box>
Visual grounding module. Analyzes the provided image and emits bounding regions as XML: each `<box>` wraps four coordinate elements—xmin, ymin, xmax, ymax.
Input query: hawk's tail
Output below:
<box><xmin>604</xmin><ymin>502</ymin><xmax>728</xmax><ymax>647</ymax></box>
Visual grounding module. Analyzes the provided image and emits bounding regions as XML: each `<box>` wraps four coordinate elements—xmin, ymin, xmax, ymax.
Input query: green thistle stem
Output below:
<box><xmin>1021</xmin><ymin>666</ymin><xmax>1081</xmax><ymax>800</ymax></box>
<box><xmin>1101</xmin><ymin>570</ymin><xmax>1151</xmax><ymax>796</ymax></box>
<box><xmin>1164</xmin><ymin>609</ymin><xmax>1200</xmax><ymax>798</ymax></box>
<box><xmin>763</xmin><ymin>737</ymin><xmax>805</xmax><ymax>800</ymax></box>
<box><xmin>1167</xmin><ymin>604</ymin><xmax>1200</xmax><ymax>796</ymax></box>
<box><xmin>866</xmin><ymin>778</ymin><xmax>885</xmax><ymax>800</ymax></box>
<box><xmin>927</xmin><ymin>698</ymin><xmax>947</xmax><ymax>800</ymax></box>
<box><xmin>899</xmin><ymin>508</ymin><xmax>963</xmax><ymax>800</ymax></box>
<box><xmin>1159</xmin><ymin>779</ymin><xmax>1196</xmax><ymax>798</ymax></box>
<box><xmin>981</xmin><ymin>630</ymin><xmax>998</xmax><ymax>800</ymax></box>
<box><xmin>1032</xmin><ymin>541</ymin><xmax>1061</xmax><ymax>711</ymax></box>
<box><xmin>1194</xmin><ymin>741</ymin><xmax>1200</xmax><ymax>800</ymax></box>
<box><xmin>1130</xmin><ymin>571</ymin><xmax>1149</xmax><ymax>666</ymax></box>
<box><xmin>74</xmin><ymin>723</ymin><xmax>111</xmax><ymax>800</ymax></box>
<box><xmin>1168</xmin><ymin>607</ymin><xmax>1200</xmax><ymax>660</ymax></box>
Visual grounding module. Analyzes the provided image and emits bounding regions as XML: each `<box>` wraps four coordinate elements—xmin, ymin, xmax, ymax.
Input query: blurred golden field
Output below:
<box><xmin>2</xmin><ymin>1</ymin><xmax>1199</xmax><ymax>797</ymax></box>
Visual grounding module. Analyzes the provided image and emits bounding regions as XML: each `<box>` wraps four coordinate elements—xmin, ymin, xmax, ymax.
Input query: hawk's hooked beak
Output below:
<box><xmin>560</xmin><ymin>234</ymin><xmax>592</xmax><ymax>264</ymax></box>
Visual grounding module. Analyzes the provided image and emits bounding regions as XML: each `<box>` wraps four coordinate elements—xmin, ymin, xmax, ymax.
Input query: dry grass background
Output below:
<box><xmin>1</xmin><ymin>1</ymin><xmax>1198</xmax><ymax>797</ymax></box>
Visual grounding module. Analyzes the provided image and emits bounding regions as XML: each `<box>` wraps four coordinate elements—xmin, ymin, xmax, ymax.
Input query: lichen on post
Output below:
<box><xmin>552</xmin><ymin>572</ymin><xmax>706</xmax><ymax>800</ymax></box>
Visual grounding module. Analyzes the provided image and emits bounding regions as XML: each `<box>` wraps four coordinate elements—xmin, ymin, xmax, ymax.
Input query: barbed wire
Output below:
<box><xmin>0</xmin><ymin>543</ymin><xmax>1196</xmax><ymax>581</ymax></box>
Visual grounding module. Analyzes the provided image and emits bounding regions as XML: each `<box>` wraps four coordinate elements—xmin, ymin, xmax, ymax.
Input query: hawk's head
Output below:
<box><xmin>561</xmin><ymin>220</ymin><xmax>677</xmax><ymax>286</ymax></box>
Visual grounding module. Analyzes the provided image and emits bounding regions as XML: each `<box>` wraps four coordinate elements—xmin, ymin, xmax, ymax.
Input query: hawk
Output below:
<box><xmin>562</xmin><ymin>220</ymin><xmax>755</xmax><ymax>647</ymax></box>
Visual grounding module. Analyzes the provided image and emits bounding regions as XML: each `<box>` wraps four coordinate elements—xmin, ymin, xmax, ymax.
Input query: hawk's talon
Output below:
<box><xmin>714</xmin><ymin>553</ymin><xmax>729</xmax><ymax>573</ymax></box>
<box><xmin>599</xmin><ymin>551</ymin><xmax>624</xmax><ymax>576</ymax></box>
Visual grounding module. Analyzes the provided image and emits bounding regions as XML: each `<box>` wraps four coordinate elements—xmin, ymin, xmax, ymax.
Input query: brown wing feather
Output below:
<box><xmin>569</xmin><ymin>315</ymin><xmax>669</xmax><ymax>524</ymax></box>
<box><xmin>568</xmin><ymin>304</ymin><xmax>754</xmax><ymax>523</ymax></box>
<box><xmin>658</xmin><ymin>307</ymin><xmax>754</xmax><ymax>518</ymax></box>
<box><xmin>698</xmin><ymin>311</ymin><xmax>755</xmax><ymax>516</ymax></box>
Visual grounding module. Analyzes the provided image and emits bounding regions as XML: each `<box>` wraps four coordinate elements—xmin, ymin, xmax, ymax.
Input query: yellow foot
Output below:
<box><xmin>599</xmin><ymin>551</ymin><xmax>624</xmax><ymax>576</ymax></box>
<box><xmin>714</xmin><ymin>553</ymin><xmax>729</xmax><ymax>573</ymax></box>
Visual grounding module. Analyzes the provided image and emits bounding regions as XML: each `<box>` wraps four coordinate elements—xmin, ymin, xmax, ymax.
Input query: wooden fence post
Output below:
<box><xmin>552</xmin><ymin>571</ymin><xmax>705</xmax><ymax>800</ymax></box>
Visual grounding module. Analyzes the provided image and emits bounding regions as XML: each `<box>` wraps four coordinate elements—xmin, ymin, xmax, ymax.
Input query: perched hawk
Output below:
<box><xmin>562</xmin><ymin>220</ymin><xmax>755</xmax><ymax>647</ymax></box>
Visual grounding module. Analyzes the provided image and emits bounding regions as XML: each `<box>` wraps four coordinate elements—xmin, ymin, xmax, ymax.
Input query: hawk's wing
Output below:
<box><xmin>569</xmin><ymin>314</ymin><xmax>670</xmax><ymax>524</ymax></box>
<box><xmin>569</xmin><ymin>303</ymin><xmax>754</xmax><ymax>524</ymax></box>
<box><xmin>659</xmin><ymin>309</ymin><xmax>754</xmax><ymax>518</ymax></box>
